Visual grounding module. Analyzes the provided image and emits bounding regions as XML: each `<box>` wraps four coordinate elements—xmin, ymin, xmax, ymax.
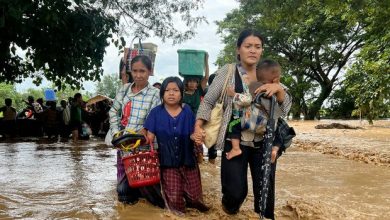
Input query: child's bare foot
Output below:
<box><xmin>226</xmin><ymin>148</ymin><xmax>242</xmax><ymax>160</ymax></box>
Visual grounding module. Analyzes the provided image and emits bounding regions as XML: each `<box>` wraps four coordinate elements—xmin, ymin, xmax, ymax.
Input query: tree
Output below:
<box><xmin>54</xmin><ymin>85</ymin><xmax>82</xmax><ymax>102</ymax></box>
<box><xmin>342</xmin><ymin>0</ymin><xmax>390</xmax><ymax>124</ymax></box>
<box><xmin>325</xmin><ymin>86</ymin><xmax>356</xmax><ymax>119</ymax></box>
<box><xmin>104</xmin><ymin>0</ymin><xmax>206</xmax><ymax>44</ymax></box>
<box><xmin>345</xmin><ymin>59</ymin><xmax>390</xmax><ymax>124</ymax></box>
<box><xmin>216</xmin><ymin>0</ymin><xmax>388</xmax><ymax>119</ymax></box>
<box><xmin>95</xmin><ymin>73</ymin><xmax>121</xmax><ymax>98</ymax></box>
<box><xmin>0</xmin><ymin>0</ymin><xmax>205</xmax><ymax>89</ymax></box>
<box><xmin>0</xmin><ymin>83</ymin><xmax>23</xmax><ymax>110</ymax></box>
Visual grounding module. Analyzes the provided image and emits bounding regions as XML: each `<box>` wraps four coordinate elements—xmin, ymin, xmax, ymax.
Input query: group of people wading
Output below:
<box><xmin>108</xmin><ymin>29</ymin><xmax>292</xmax><ymax>219</ymax></box>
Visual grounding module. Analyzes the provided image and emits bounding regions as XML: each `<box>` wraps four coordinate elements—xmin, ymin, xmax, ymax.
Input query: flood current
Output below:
<box><xmin>0</xmin><ymin>121</ymin><xmax>389</xmax><ymax>219</ymax></box>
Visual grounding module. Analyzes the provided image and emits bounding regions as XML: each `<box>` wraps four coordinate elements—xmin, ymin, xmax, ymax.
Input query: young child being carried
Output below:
<box><xmin>226</xmin><ymin>59</ymin><xmax>283</xmax><ymax>160</ymax></box>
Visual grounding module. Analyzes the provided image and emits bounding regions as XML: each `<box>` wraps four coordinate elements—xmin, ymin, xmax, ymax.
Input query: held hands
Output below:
<box><xmin>192</xmin><ymin>126</ymin><xmax>206</xmax><ymax>146</ymax></box>
<box><xmin>191</xmin><ymin>129</ymin><xmax>205</xmax><ymax>164</ymax></box>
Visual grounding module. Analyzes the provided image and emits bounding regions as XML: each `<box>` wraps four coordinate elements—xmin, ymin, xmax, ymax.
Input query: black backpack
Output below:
<box><xmin>274</xmin><ymin>118</ymin><xmax>296</xmax><ymax>157</ymax></box>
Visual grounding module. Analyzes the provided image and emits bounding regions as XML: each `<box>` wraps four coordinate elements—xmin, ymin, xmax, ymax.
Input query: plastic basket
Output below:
<box><xmin>122</xmin><ymin>144</ymin><xmax>160</xmax><ymax>188</ymax></box>
<box><xmin>177</xmin><ymin>49</ymin><xmax>207</xmax><ymax>77</ymax></box>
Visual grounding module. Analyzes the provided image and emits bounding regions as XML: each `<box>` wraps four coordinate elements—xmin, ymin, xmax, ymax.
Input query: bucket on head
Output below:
<box><xmin>44</xmin><ymin>89</ymin><xmax>56</xmax><ymax>101</ymax></box>
<box><xmin>178</xmin><ymin>49</ymin><xmax>207</xmax><ymax>77</ymax></box>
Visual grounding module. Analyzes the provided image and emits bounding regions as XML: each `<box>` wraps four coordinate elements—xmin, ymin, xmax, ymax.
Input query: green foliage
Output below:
<box><xmin>345</xmin><ymin>59</ymin><xmax>390</xmax><ymax>124</ymax></box>
<box><xmin>95</xmin><ymin>73</ymin><xmax>121</xmax><ymax>98</ymax></box>
<box><xmin>54</xmin><ymin>85</ymin><xmax>81</xmax><ymax>102</ymax></box>
<box><xmin>0</xmin><ymin>0</ymin><xmax>205</xmax><ymax>89</ymax></box>
<box><xmin>0</xmin><ymin>0</ymin><xmax>117</xmax><ymax>89</ymax></box>
<box><xmin>0</xmin><ymin>82</ymin><xmax>93</xmax><ymax>112</ymax></box>
<box><xmin>0</xmin><ymin>83</ymin><xmax>23</xmax><ymax>110</ymax></box>
<box><xmin>324</xmin><ymin>86</ymin><xmax>356</xmax><ymax>119</ymax></box>
<box><xmin>342</xmin><ymin>0</ymin><xmax>390</xmax><ymax>124</ymax></box>
<box><xmin>104</xmin><ymin>0</ymin><xmax>206</xmax><ymax>44</ymax></box>
<box><xmin>216</xmin><ymin>0</ymin><xmax>389</xmax><ymax>119</ymax></box>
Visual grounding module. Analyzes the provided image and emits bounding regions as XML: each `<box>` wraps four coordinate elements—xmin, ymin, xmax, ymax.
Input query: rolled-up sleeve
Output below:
<box><xmin>196</xmin><ymin>64</ymin><xmax>230</xmax><ymax>121</ymax></box>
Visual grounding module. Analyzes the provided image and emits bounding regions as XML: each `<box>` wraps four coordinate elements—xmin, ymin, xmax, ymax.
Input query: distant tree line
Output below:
<box><xmin>216</xmin><ymin>0</ymin><xmax>390</xmax><ymax>123</ymax></box>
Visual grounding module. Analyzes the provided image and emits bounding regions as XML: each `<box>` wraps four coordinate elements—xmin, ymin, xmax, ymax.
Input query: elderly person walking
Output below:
<box><xmin>109</xmin><ymin>55</ymin><xmax>164</xmax><ymax>208</ymax></box>
<box><xmin>193</xmin><ymin>29</ymin><xmax>292</xmax><ymax>219</ymax></box>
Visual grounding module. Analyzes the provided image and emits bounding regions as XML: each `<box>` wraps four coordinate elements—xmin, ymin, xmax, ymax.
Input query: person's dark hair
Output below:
<box><xmin>48</xmin><ymin>101</ymin><xmax>56</xmax><ymax>110</ymax></box>
<box><xmin>153</xmin><ymin>82</ymin><xmax>162</xmax><ymax>87</ymax></box>
<box><xmin>27</xmin><ymin>96</ymin><xmax>34</xmax><ymax>103</ymax></box>
<box><xmin>119</xmin><ymin>58</ymin><xmax>125</xmax><ymax>76</ymax></box>
<box><xmin>236</xmin><ymin>29</ymin><xmax>265</xmax><ymax>61</ymax></box>
<box><xmin>160</xmin><ymin>76</ymin><xmax>184</xmax><ymax>105</ymax></box>
<box><xmin>256</xmin><ymin>59</ymin><xmax>281</xmax><ymax>80</ymax></box>
<box><xmin>131</xmin><ymin>55</ymin><xmax>152</xmax><ymax>72</ymax></box>
<box><xmin>183</xmin><ymin>77</ymin><xmax>200</xmax><ymax>89</ymax></box>
<box><xmin>5</xmin><ymin>98</ymin><xmax>12</xmax><ymax>106</ymax></box>
<box><xmin>60</xmin><ymin>99</ymin><xmax>67</xmax><ymax>108</ymax></box>
<box><xmin>208</xmin><ymin>73</ymin><xmax>216</xmax><ymax>85</ymax></box>
<box><xmin>37</xmin><ymin>98</ymin><xmax>44</xmax><ymax>104</ymax></box>
<box><xmin>74</xmin><ymin>93</ymin><xmax>82</xmax><ymax>100</ymax></box>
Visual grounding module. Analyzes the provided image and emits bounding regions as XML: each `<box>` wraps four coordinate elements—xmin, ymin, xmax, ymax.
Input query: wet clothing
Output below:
<box><xmin>70</xmin><ymin>105</ymin><xmax>82</xmax><ymax>131</ymax></box>
<box><xmin>197</xmin><ymin>63</ymin><xmax>291</xmax><ymax>217</ymax></box>
<box><xmin>161</xmin><ymin>166</ymin><xmax>204</xmax><ymax>213</ymax></box>
<box><xmin>221</xmin><ymin>141</ymin><xmax>276</xmax><ymax>219</ymax></box>
<box><xmin>0</xmin><ymin>106</ymin><xmax>16</xmax><ymax>137</ymax></box>
<box><xmin>43</xmin><ymin>108</ymin><xmax>59</xmax><ymax>138</ymax></box>
<box><xmin>183</xmin><ymin>85</ymin><xmax>204</xmax><ymax>114</ymax></box>
<box><xmin>144</xmin><ymin>104</ymin><xmax>197</xmax><ymax>168</ymax></box>
<box><xmin>109</xmin><ymin>82</ymin><xmax>163</xmax><ymax>206</ymax></box>
<box><xmin>144</xmin><ymin>104</ymin><xmax>205</xmax><ymax>213</ymax></box>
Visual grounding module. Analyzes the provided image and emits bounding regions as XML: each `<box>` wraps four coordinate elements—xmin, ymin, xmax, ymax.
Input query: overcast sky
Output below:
<box><xmin>15</xmin><ymin>0</ymin><xmax>239</xmax><ymax>93</ymax></box>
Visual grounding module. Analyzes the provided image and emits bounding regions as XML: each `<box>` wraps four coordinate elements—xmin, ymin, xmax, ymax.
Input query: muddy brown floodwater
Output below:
<box><xmin>0</xmin><ymin>120</ymin><xmax>389</xmax><ymax>219</ymax></box>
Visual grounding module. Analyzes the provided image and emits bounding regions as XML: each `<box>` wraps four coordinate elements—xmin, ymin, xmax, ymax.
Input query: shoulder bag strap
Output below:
<box><xmin>218</xmin><ymin>64</ymin><xmax>234</xmax><ymax>104</ymax></box>
<box><xmin>120</xmin><ymin>83</ymin><xmax>132</xmax><ymax>119</ymax></box>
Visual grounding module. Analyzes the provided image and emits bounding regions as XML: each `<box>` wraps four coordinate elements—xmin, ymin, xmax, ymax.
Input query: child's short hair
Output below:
<box><xmin>256</xmin><ymin>59</ymin><xmax>281</xmax><ymax>80</ymax></box>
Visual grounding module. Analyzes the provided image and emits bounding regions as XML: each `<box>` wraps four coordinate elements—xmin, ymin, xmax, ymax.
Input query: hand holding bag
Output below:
<box><xmin>203</xmin><ymin>64</ymin><xmax>234</xmax><ymax>148</ymax></box>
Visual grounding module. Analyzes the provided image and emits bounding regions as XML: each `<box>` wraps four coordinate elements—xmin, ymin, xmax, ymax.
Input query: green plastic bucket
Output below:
<box><xmin>178</xmin><ymin>49</ymin><xmax>207</xmax><ymax>77</ymax></box>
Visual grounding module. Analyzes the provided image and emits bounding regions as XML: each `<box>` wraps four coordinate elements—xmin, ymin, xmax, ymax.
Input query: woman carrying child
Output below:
<box><xmin>144</xmin><ymin>77</ymin><xmax>210</xmax><ymax>215</ymax></box>
<box><xmin>226</xmin><ymin>59</ymin><xmax>285</xmax><ymax>161</ymax></box>
<box><xmin>193</xmin><ymin>29</ymin><xmax>292</xmax><ymax>219</ymax></box>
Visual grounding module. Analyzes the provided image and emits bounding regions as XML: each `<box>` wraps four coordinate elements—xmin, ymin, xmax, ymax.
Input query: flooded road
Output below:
<box><xmin>0</xmin><ymin>120</ymin><xmax>389</xmax><ymax>219</ymax></box>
